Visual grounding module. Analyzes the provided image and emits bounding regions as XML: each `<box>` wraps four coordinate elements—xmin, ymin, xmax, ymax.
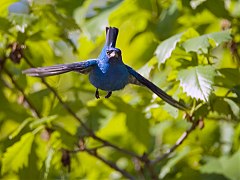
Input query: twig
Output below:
<box><xmin>2</xmin><ymin>67</ymin><xmax>41</xmax><ymax>118</ymax></box>
<box><xmin>85</xmin><ymin>148</ymin><xmax>135</xmax><ymax>180</ymax></box>
<box><xmin>70</xmin><ymin>145</ymin><xmax>105</xmax><ymax>153</ymax></box>
<box><xmin>149</xmin><ymin>119</ymin><xmax>199</xmax><ymax>165</ymax></box>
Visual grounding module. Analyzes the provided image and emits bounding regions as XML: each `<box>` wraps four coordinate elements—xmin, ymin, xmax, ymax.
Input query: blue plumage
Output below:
<box><xmin>23</xmin><ymin>27</ymin><xmax>187</xmax><ymax>110</ymax></box>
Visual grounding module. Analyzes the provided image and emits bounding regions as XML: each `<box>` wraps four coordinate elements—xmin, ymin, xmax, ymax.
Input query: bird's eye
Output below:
<box><xmin>106</xmin><ymin>50</ymin><xmax>112</xmax><ymax>55</ymax></box>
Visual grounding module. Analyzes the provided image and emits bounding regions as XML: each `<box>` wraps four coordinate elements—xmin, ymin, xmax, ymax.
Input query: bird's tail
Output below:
<box><xmin>106</xmin><ymin>27</ymin><xmax>118</xmax><ymax>48</ymax></box>
<box><xmin>22</xmin><ymin>64</ymin><xmax>74</xmax><ymax>77</ymax></box>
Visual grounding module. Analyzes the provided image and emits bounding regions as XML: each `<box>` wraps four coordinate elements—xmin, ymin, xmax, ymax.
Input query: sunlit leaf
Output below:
<box><xmin>44</xmin><ymin>148</ymin><xmax>55</xmax><ymax>179</ymax></box>
<box><xmin>29</xmin><ymin>115</ymin><xmax>58</xmax><ymax>129</ymax></box>
<box><xmin>1</xmin><ymin>132</ymin><xmax>34</xmax><ymax>174</ymax></box>
<box><xmin>0</xmin><ymin>0</ymin><xmax>17</xmax><ymax>16</ymax></box>
<box><xmin>84</xmin><ymin>0</ymin><xmax>122</xmax><ymax>40</ymax></box>
<box><xmin>9</xmin><ymin>118</ymin><xmax>34</xmax><ymax>139</ymax></box>
<box><xmin>178</xmin><ymin>65</ymin><xmax>215</xmax><ymax>101</ymax></box>
<box><xmin>155</xmin><ymin>33</ymin><xmax>182</xmax><ymax>65</ymax></box>
<box><xmin>8</xmin><ymin>13</ymin><xmax>37</xmax><ymax>33</ymax></box>
<box><xmin>182</xmin><ymin>31</ymin><xmax>231</xmax><ymax>53</ymax></box>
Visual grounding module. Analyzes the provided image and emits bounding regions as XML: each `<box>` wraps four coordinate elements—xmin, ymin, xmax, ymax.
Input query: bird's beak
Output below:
<box><xmin>109</xmin><ymin>51</ymin><xmax>118</xmax><ymax>58</ymax></box>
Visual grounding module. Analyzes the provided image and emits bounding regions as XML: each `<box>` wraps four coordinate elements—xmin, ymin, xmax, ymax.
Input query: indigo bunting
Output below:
<box><xmin>23</xmin><ymin>27</ymin><xmax>187</xmax><ymax>110</ymax></box>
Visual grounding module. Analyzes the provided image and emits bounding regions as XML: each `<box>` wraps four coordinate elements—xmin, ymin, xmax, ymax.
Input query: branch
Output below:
<box><xmin>70</xmin><ymin>140</ymin><xmax>135</xmax><ymax>179</ymax></box>
<box><xmin>149</xmin><ymin>119</ymin><xmax>199</xmax><ymax>165</ymax></box>
<box><xmin>2</xmin><ymin>67</ymin><xmax>41</xmax><ymax>118</ymax></box>
<box><xmin>84</xmin><ymin>148</ymin><xmax>135</xmax><ymax>180</ymax></box>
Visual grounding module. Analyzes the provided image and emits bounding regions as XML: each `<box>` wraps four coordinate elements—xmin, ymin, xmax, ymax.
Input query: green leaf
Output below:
<box><xmin>232</xmin><ymin>85</ymin><xmax>240</xmax><ymax>100</ymax></box>
<box><xmin>29</xmin><ymin>115</ymin><xmax>58</xmax><ymax>129</ymax></box>
<box><xmin>200</xmin><ymin>150</ymin><xmax>240</xmax><ymax>180</ymax></box>
<box><xmin>178</xmin><ymin>65</ymin><xmax>215</xmax><ymax>101</ymax></box>
<box><xmin>8</xmin><ymin>13</ymin><xmax>37</xmax><ymax>33</ymax></box>
<box><xmin>198</xmin><ymin>0</ymin><xmax>230</xmax><ymax>19</ymax></box>
<box><xmin>182</xmin><ymin>31</ymin><xmax>232</xmax><ymax>53</ymax></box>
<box><xmin>155</xmin><ymin>33</ymin><xmax>182</xmax><ymax>65</ymax></box>
<box><xmin>215</xmin><ymin>68</ymin><xmax>240</xmax><ymax>88</ymax></box>
<box><xmin>0</xmin><ymin>17</ymin><xmax>11</xmax><ymax>33</ymax></box>
<box><xmin>224</xmin><ymin>98</ymin><xmax>240</xmax><ymax>119</ymax></box>
<box><xmin>159</xmin><ymin>147</ymin><xmax>190</xmax><ymax>178</ymax></box>
<box><xmin>84</xmin><ymin>1</ymin><xmax>122</xmax><ymax>40</ymax></box>
<box><xmin>113</xmin><ymin>98</ymin><xmax>151</xmax><ymax>148</ymax></box>
<box><xmin>155</xmin><ymin>2</ymin><xmax>179</xmax><ymax>39</ymax></box>
<box><xmin>44</xmin><ymin>148</ymin><xmax>55</xmax><ymax>179</ymax></box>
<box><xmin>0</xmin><ymin>0</ymin><xmax>17</xmax><ymax>16</ymax></box>
<box><xmin>9</xmin><ymin>118</ymin><xmax>34</xmax><ymax>139</ymax></box>
<box><xmin>1</xmin><ymin>132</ymin><xmax>34</xmax><ymax>175</ymax></box>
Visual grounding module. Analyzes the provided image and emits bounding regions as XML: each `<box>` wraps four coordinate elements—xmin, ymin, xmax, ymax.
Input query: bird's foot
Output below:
<box><xmin>95</xmin><ymin>88</ymin><xmax>100</xmax><ymax>99</ymax></box>
<box><xmin>105</xmin><ymin>91</ymin><xmax>112</xmax><ymax>98</ymax></box>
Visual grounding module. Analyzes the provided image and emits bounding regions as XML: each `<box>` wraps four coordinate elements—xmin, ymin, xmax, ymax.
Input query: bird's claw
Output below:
<box><xmin>95</xmin><ymin>89</ymin><xmax>100</xmax><ymax>99</ymax></box>
<box><xmin>105</xmin><ymin>91</ymin><xmax>112</xmax><ymax>98</ymax></box>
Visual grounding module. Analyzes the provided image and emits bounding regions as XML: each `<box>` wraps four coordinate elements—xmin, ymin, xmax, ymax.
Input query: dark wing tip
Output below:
<box><xmin>126</xmin><ymin>65</ymin><xmax>189</xmax><ymax>111</ymax></box>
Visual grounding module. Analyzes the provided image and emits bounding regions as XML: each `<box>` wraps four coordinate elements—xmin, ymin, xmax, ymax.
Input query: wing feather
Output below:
<box><xmin>23</xmin><ymin>60</ymin><xmax>97</xmax><ymax>77</ymax></box>
<box><xmin>126</xmin><ymin>65</ymin><xmax>188</xmax><ymax>111</ymax></box>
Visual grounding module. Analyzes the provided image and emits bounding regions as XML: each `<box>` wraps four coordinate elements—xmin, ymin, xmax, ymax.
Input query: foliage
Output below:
<box><xmin>0</xmin><ymin>0</ymin><xmax>240</xmax><ymax>179</ymax></box>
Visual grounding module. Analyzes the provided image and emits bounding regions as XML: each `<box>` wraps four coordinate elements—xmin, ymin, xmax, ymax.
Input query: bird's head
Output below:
<box><xmin>106</xmin><ymin>47</ymin><xmax>122</xmax><ymax>60</ymax></box>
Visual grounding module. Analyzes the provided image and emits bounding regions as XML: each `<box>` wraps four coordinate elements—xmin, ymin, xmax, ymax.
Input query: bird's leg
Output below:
<box><xmin>105</xmin><ymin>91</ymin><xmax>112</xmax><ymax>98</ymax></box>
<box><xmin>95</xmin><ymin>88</ymin><xmax>100</xmax><ymax>99</ymax></box>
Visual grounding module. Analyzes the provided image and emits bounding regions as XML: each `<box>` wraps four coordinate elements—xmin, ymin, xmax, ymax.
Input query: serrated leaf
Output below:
<box><xmin>1</xmin><ymin>132</ymin><xmax>34</xmax><ymax>175</ymax></box>
<box><xmin>155</xmin><ymin>33</ymin><xmax>183</xmax><ymax>65</ymax></box>
<box><xmin>182</xmin><ymin>31</ymin><xmax>231</xmax><ymax>53</ymax></box>
<box><xmin>178</xmin><ymin>65</ymin><xmax>215</xmax><ymax>101</ymax></box>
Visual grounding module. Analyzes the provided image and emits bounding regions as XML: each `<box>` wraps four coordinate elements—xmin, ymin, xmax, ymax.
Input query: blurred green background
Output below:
<box><xmin>0</xmin><ymin>0</ymin><xmax>240</xmax><ymax>179</ymax></box>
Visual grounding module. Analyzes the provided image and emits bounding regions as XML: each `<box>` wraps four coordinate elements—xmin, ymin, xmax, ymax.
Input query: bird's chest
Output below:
<box><xmin>89</xmin><ymin>63</ymin><xmax>129</xmax><ymax>91</ymax></box>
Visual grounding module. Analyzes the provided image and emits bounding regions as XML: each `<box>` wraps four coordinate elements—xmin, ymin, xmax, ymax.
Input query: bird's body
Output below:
<box><xmin>89</xmin><ymin>60</ymin><xmax>129</xmax><ymax>91</ymax></box>
<box><xmin>23</xmin><ymin>27</ymin><xmax>188</xmax><ymax>111</ymax></box>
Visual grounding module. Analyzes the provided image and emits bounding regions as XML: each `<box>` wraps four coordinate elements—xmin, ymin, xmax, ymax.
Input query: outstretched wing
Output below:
<box><xmin>23</xmin><ymin>59</ymin><xmax>97</xmax><ymax>77</ymax></box>
<box><xmin>126</xmin><ymin>65</ymin><xmax>188</xmax><ymax>111</ymax></box>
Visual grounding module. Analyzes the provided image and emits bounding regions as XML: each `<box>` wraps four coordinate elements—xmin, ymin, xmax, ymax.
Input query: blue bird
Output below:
<box><xmin>23</xmin><ymin>27</ymin><xmax>187</xmax><ymax>110</ymax></box>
